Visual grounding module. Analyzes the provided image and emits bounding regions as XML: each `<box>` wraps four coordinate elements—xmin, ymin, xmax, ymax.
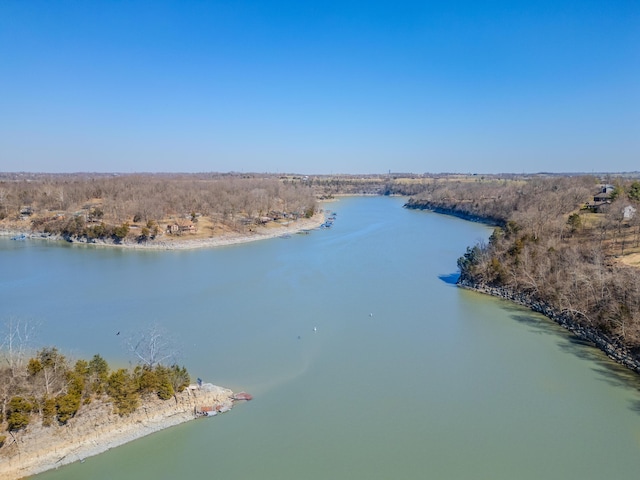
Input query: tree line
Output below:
<box><xmin>407</xmin><ymin>176</ymin><xmax>640</xmax><ymax>353</ymax></box>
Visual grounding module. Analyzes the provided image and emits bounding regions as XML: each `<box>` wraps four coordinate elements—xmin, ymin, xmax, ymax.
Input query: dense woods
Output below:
<box><xmin>406</xmin><ymin>175</ymin><xmax>640</xmax><ymax>358</ymax></box>
<box><xmin>0</xmin><ymin>319</ymin><xmax>190</xmax><ymax>441</ymax></box>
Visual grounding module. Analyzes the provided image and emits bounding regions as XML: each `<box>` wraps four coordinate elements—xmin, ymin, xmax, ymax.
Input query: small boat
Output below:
<box><xmin>233</xmin><ymin>392</ymin><xmax>253</xmax><ymax>401</ymax></box>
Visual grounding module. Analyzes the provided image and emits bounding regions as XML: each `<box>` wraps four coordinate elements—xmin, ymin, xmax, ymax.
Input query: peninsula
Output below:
<box><xmin>0</xmin><ymin>173</ymin><xmax>325</xmax><ymax>250</ymax></box>
<box><xmin>0</xmin><ymin>384</ymin><xmax>235</xmax><ymax>480</ymax></box>
<box><xmin>0</xmin><ymin>344</ymin><xmax>240</xmax><ymax>480</ymax></box>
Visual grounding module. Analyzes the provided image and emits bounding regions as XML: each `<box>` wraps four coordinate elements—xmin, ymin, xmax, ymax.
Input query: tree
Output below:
<box><xmin>167</xmin><ymin>364</ymin><xmax>190</xmax><ymax>395</ymax></box>
<box><xmin>41</xmin><ymin>396</ymin><xmax>57</xmax><ymax>426</ymax></box>
<box><xmin>107</xmin><ymin>369</ymin><xmax>139</xmax><ymax>415</ymax></box>
<box><xmin>56</xmin><ymin>392</ymin><xmax>81</xmax><ymax>424</ymax></box>
<box><xmin>134</xmin><ymin>365</ymin><xmax>159</xmax><ymax>395</ymax></box>
<box><xmin>7</xmin><ymin>396</ymin><xmax>32</xmax><ymax>431</ymax></box>
<box><xmin>1</xmin><ymin>317</ymin><xmax>37</xmax><ymax>378</ymax></box>
<box><xmin>53</xmin><ymin>366</ymin><xmax>85</xmax><ymax>423</ymax></box>
<box><xmin>113</xmin><ymin>222</ymin><xmax>130</xmax><ymax>241</ymax></box>
<box><xmin>139</xmin><ymin>226</ymin><xmax>150</xmax><ymax>241</ymax></box>
<box><xmin>567</xmin><ymin>213</ymin><xmax>582</xmax><ymax>234</ymax></box>
<box><xmin>26</xmin><ymin>347</ymin><xmax>68</xmax><ymax>399</ymax></box>
<box><xmin>88</xmin><ymin>354</ymin><xmax>109</xmax><ymax>395</ymax></box>
<box><xmin>628</xmin><ymin>182</ymin><xmax>640</xmax><ymax>202</ymax></box>
<box><xmin>126</xmin><ymin>324</ymin><xmax>178</xmax><ymax>368</ymax></box>
<box><xmin>609</xmin><ymin>185</ymin><xmax>623</xmax><ymax>202</ymax></box>
<box><xmin>604</xmin><ymin>200</ymin><xmax>627</xmax><ymax>255</ymax></box>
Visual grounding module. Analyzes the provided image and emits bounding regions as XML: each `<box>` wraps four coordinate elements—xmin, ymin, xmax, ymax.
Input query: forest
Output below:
<box><xmin>406</xmin><ymin>175</ymin><xmax>640</xmax><ymax>357</ymax></box>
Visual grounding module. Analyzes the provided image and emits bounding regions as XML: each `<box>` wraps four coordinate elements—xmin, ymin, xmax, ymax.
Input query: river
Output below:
<box><xmin>2</xmin><ymin>196</ymin><xmax>640</xmax><ymax>479</ymax></box>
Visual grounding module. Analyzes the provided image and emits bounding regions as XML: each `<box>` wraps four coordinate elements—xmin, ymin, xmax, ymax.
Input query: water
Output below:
<box><xmin>2</xmin><ymin>196</ymin><xmax>640</xmax><ymax>479</ymax></box>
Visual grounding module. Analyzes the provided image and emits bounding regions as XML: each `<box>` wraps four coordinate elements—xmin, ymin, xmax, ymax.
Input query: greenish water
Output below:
<box><xmin>2</xmin><ymin>196</ymin><xmax>640</xmax><ymax>479</ymax></box>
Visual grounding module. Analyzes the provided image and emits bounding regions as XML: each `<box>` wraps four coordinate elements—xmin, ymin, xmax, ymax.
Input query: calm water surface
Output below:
<box><xmin>2</xmin><ymin>196</ymin><xmax>640</xmax><ymax>479</ymax></box>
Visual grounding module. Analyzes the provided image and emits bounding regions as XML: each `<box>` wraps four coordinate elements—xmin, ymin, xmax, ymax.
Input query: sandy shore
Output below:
<box><xmin>0</xmin><ymin>212</ymin><xmax>326</xmax><ymax>250</ymax></box>
<box><xmin>0</xmin><ymin>384</ymin><xmax>235</xmax><ymax>480</ymax></box>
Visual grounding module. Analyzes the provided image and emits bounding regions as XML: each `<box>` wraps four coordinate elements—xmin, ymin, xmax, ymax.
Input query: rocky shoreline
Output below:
<box><xmin>0</xmin><ymin>384</ymin><xmax>235</xmax><ymax>480</ymax></box>
<box><xmin>403</xmin><ymin>201</ymin><xmax>505</xmax><ymax>227</ymax></box>
<box><xmin>407</xmin><ymin>200</ymin><xmax>640</xmax><ymax>376</ymax></box>
<box><xmin>457</xmin><ymin>278</ymin><xmax>640</xmax><ymax>374</ymax></box>
<box><xmin>0</xmin><ymin>212</ymin><xmax>326</xmax><ymax>251</ymax></box>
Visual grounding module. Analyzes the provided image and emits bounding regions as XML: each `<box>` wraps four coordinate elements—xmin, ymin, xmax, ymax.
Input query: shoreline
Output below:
<box><xmin>410</xmin><ymin>202</ymin><xmax>640</xmax><ymax>377</ymax></box>
<box><xmin>0</xmin><ymin>212</ymin><xmax>326</xmax><ymax>479</ymax></box>
<box><xmin>457</xmin><ymin>279</ymin><xmax>640</xmax><ymax>374</ymax></box>
<box><xmin>0</xmin><ymin>384</ymin><xmax>235</xmax><ymax>480</ymax></box>
<box><xmin>0</xmin><ymin>212</ymin><xmax>326</xmax><ymax>251</ymax></box>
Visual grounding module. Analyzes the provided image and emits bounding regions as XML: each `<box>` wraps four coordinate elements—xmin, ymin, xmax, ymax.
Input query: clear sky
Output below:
<box><xmin>1</xmin><ymin>0</ymin><xmax>638</xmax><ymax>174</ymax></box>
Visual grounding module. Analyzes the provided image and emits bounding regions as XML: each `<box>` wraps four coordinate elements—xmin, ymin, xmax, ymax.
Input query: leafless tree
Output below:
<box><xmin>125</xmin><ymin>324</ymin><xmax>179</xmax><ymax>368</ymax></box>
<box><xmin>0</xmin><ymin>317</ymin><xmax>38</xmax><ymax>378</ymax></box>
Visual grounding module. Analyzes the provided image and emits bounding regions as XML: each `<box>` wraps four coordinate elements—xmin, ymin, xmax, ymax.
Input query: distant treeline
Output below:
<box><xmin>407</xmin><ymin>176</ymin><xmax>640</xmax><ymax>355</ymax></box>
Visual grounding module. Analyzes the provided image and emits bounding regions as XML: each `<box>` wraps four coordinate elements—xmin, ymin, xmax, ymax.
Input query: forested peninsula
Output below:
<box><xmin>0</xmin><ymin>323</ymin><xmax>235</xmax><ymax>480</ymax></box>
<box><xmin>405</xmin><ymin>175</ymin><xmax>640</xmax><ymax>372</ymax></box>
<box><xmin>0</xmin><ymin>173</ymin><xmax>320</xmax><ymax>248</ymax></box>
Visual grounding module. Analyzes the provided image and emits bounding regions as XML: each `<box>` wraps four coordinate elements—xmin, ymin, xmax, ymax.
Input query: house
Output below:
<box><xmin>593</xmin><ymin>184</ymin><xmax>615</xmax><ymax>203</ymax></box>
<box><xmin>166</xmin><ymin>220</ymin><xmax>197</xmax><ymax>235</ymax></box>
<box><xmin>587</xmin><ymin>184</ymin><xmax>616</xmax><ymax>212</ymax></box>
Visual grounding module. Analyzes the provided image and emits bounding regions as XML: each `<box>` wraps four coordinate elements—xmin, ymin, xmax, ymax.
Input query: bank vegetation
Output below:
<box><xmin>406</xmin><ymin>175</ymin><xmax>640</xmax><ymax>365</ymax></box>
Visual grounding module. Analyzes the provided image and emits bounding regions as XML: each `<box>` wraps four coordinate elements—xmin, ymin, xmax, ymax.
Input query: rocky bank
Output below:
<box><xmin>0</xmin><ymin>384</ymin><xmax>234</xmax><ymax>480</ymax></box>
<box><xmin>458</xmin><ymin>278</ymin><xmax>640</xmax><ymax>374</ymax></box>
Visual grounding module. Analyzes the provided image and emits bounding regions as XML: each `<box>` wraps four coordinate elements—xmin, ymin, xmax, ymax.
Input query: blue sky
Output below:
<box><xmin>1</xmin><ymin>0</ymin><xmax>638</xmax><ymax>174</ymax></box>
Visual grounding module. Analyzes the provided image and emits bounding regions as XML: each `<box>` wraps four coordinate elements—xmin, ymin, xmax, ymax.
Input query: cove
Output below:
<box><xmin>2</xmin><ymin>196</ymin><xmax>640</xmax><ymax>479</ymax></box>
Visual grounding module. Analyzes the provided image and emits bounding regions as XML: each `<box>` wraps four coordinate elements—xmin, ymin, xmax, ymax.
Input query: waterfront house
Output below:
<box><xmin>166</xmin><ymin>220</ymin><xmax>197</xmax><ymax>235</ymax></box>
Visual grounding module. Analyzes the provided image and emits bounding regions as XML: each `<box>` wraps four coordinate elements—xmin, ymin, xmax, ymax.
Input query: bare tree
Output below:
<box><xmin>0</xmin><ymin>317</ymin><xmax>38</xmax><ymax>378</ymax></box>
<box><xmin>125</xmin><ymin>324</ymin><xmax>179</xmax><ymax>368</ymax></box>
